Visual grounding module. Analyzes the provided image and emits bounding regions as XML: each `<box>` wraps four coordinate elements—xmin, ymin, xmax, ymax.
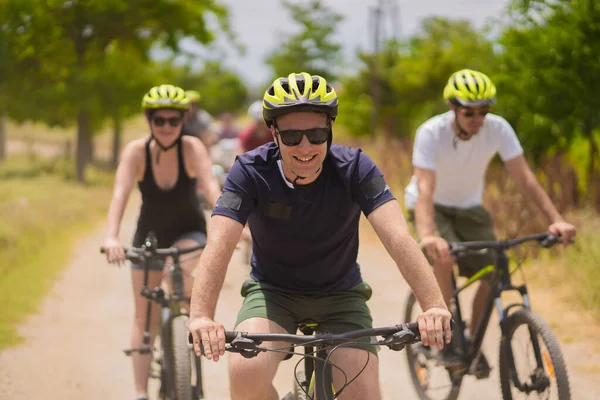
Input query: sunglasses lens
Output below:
<box><xmin>152</xmin><ymin>117</ymin><xmax>166</xmax><ymax>126</ymax></box>
<box><xmin>462</xmin><ymin>108</ymin><xmax>489</xmax><ymax>118</ymax></box>
<box><xmin>279</xmin><ymin>128</ymin><xmax>329</xmax><ymax>146</ymax></box>
<box><xmin>168</xmin><ymin>118</ymin><xmax>182</xmax><ymax>127</ymax></box>
<box><xmin>306</xmin><ymin>128</ymin><xmax>329</xmax><ymax>144</ymax></box>
<box><xmin>280</xmin><ymin>131</ymin><xmax>303</xmax><ymax>146</ymax></box>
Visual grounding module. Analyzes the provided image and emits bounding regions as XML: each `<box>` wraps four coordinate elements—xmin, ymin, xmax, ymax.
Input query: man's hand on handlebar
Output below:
<box><xmin>420</xmin><ymin>235</ymin><xmax>453</xmax><ymax>265</ymax></box>
<box><xmin>188</xmin><ymin>316</ymin><xmax>226</xmax><ymax>362</ymax></box>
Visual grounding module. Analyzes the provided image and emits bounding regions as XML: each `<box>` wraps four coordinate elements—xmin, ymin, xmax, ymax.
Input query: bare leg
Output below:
<box><xmin>330</xmin><ymin>348</ymin><xmax>381</xmax><ymax>400</ymax></box>
<box><xmin>433</xmin><ymin>258</ymin><xmax>455</xmax><ymax>306</ymax></box>
<box><xmin>163</xmin><ymin>238</ymin><xmax>202</xmax><ymax>313</ymax></box>
<box><xmin>131</xmin><ymin>269</ymin><xmax>163</xmax><ymax>398</ymax></box>
<box><xmin>228</xmin><ymin>318</ymin><xmax>289</xmax><ymax>400</ymax></box>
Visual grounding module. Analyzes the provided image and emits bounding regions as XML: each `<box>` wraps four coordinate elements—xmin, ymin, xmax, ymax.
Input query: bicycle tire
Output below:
<box><xmin>192</xmin><ymin>352</ymin><xmax>204</xmax><ymax>399</ymax></box>
<box><xmin>172</xmin><ymin>315</ymin><xmax>193</xmax><ymax>400</ymax></box>
<box><xmin>293</xmin><ymin>370</ymin><xmax>311</xmax><ymax>400</ymax></box>
<box><xmin>499</xmin><ymin>309</ymin><xmax>570</xmax><ymax>400</ymax></box>
<box><xmin>405</xmin><ymin>292</ymin><xmax>462</xmax><ymax>400</ymax></box>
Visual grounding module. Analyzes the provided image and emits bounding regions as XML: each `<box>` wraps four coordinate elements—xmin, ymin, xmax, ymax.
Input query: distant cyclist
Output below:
<box><xmin>102</xmin><ymin>84</ymin><xmax>221</xmax><ymax>400</ymax></box>
<box><xmin>182</xmin><ymin>89</ymin><xmax>217</xmax><ymax>149</ymax></box>
<box><xmin>238</xmin><ymin>100</ymin><xmax>273</xmax><ymax>153</ymax></box>
<box><xmin>404</xmin><ymin>69</ymin><xmax>576</xmax><ymax>366</ymax></box>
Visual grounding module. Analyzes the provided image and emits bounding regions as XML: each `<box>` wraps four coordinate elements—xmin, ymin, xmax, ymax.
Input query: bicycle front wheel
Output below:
<box><xmin>404</xmin><ymin>292</ymin><xmax>462</xmax><ymax>400</ymax></box>
<box><xmin>172</xmin><ymin>315</ymin><xmax>194</xmax><ymax>400</ymax></box>
<box><xmin>499</xmin><ymin>309</ymin><xmax>570</xmax><ymax>400</ymax></box>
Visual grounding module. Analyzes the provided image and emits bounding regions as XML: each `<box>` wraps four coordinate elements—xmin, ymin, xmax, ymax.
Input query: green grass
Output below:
<box><xmin>0</xmin><ymin>155</ymin><xmax>113</xmax><ymax>349</ymax></box>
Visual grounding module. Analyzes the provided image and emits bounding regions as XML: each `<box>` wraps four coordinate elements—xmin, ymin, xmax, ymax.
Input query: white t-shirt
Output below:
<box><xmin>404</xmin><ymin>111</ymin><xmax>523</xmax><ymax>209</ymax></box>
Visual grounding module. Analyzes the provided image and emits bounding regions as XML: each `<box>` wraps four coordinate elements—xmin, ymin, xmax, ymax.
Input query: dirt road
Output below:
<box><xmin>1</xmin><ymin>203</ymin><xmax>599</xmax><ymax>399</ymax></box>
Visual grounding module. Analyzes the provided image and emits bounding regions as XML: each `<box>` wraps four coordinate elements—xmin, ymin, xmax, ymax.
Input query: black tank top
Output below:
<box><xmin>133</xmin><ymin>137</ymin><xmax>207</xmax><ymax>247</ymax></box>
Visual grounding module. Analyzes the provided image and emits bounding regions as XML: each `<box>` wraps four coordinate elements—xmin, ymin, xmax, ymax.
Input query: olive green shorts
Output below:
<box><xmin>235</xmin><ymin>278</ymin><xmax>378</xmax><ymax>355</ymax></box>
<box><xmin>407</xmin><ymin>204</ymin><xmax>497</xmax><ymax>277</ymax></box>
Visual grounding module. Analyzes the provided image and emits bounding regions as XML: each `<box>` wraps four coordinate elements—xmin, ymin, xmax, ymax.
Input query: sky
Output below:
<box><xmin>178</xmin><ymin>0</ymin><xmax>512</xmax><ymax>88</ymax></box>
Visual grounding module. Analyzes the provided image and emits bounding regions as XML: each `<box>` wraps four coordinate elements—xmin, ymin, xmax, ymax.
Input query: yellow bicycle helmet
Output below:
<box><xmin>262</xmin><ymin>72</ymin><xmax>338</xmax><ymax>127</ymax></box>
<box><xmin>141</xmin><ymin>84</ymin><xmax>189</xmax><ymax>111</ymax></box>
<box><xmin>185</xmin><ymin>90</ymin><xmax>201</xmax><ymax>103</ymax></box>
<box><xmin>443</xmin><ymin>69</ymin><xmax>496</xmax><ymax>107</ymax></box>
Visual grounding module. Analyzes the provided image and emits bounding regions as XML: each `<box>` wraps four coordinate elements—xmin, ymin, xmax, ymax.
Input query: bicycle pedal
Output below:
<box><xmin>123</xmin><ymin>347</ymin><xmax>154</xmax><ymax>356</ymax></box>
<box><xmin>473</xmin><ymin>359</ymin><xmax>492</xmax><ymax>380</ymax></box>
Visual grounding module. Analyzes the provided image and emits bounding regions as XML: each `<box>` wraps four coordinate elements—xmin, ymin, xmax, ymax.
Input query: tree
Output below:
<box><xmin>265</xmin><ymin>0</ymin><xmax>344</xmax><ymax>82</ymax></box>
<box><xmin>174</xmin><ymin>61</ymin><xmax>248</xmax><ymax>117</ymax></box>
<box><xmin>337</xmin><ymin>17</ymin><xmax>497</xmax><ymax>138</ymax></box>
<box><xmin>1</xmin><ymin>0</ymin><xmax>231</xmax><ymax>182</ymax></box>
<box><xmin>498</xmin><ymin>0</ymin><xmax>600</xmax><ymax>207</ymax></box>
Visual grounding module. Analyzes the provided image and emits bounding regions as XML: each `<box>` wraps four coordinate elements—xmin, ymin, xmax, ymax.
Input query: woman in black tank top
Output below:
<box><xmin>102</xmin><ymin>85</ymin><xmax>222</xmax><ymax>400</ymax></box>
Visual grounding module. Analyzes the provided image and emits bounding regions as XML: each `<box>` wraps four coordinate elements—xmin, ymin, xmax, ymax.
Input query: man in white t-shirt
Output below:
<box><xmin>405</xmin><ymin>69</ymin><xmax>576</xmax><ymax>367</ymax></box>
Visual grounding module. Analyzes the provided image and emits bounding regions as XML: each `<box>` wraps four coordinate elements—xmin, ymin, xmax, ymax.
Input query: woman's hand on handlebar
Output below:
<box><xmin>103</xmin><ymin>237</ymin><xmax>126</xmax><ymax>266</ymax></box>
<box><xmin>188</xmin><ymin>316</ymin><xmax>226</xmax><ymax>362</ymax></box>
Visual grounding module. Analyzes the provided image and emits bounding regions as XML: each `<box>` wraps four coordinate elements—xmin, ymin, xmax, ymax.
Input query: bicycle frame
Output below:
<box><xmin>451</xmin><ymin>247</ymin><xmax>539</xmax><ymax>379</ymax></box>
<box><xmin>124</xmin><ymin>235</ymin><xmax>203</xmax><ymax>399</ymax></box>
<box><xmin>297</xmin><ymin>323</ymin><xmax>335</xmax><ymax>400</ymax></box>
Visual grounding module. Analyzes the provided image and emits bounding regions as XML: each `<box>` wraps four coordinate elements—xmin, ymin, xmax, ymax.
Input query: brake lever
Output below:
<box><xmin>539</xmin><ymin>234</ymin><xmax>573</xmax><ymax>248</ymax></box>
<box><xmin>380</xmin><ymin>329</ymin><xmax>418</xmax><ymax>351</ymax></box>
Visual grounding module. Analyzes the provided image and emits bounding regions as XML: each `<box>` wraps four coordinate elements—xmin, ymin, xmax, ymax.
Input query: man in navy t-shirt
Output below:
<box><xmin>189</xmin><ymin>72</ymin><xmax>451</xmax><ymax>400</ymax></box>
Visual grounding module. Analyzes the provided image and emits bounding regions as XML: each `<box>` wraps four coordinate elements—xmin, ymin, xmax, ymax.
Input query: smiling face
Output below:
<box><xmin>450</xmin><ymin>104</ymin><xmax>490</xmax><ymax>140</ymax></box>
<box><xmin>148</xmin><ymin>109</ymin><xmax>184</xmax><ymax>147</ymax></box>
<box><xmin>272</xmin><ymin>111</ymin><xmax>330</xmax><ymax>185</ymax></box>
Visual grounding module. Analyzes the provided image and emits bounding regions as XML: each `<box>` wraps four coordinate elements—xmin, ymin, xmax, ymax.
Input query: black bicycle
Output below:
<box><xmin>405</xmin><ymin>232</ymin><xmax>571</xmax><ymax>400</ymax></box>
<box><xmin>190</xmin><ymin>321</ymin><xmax>423</xmax><ymax>400</ymax></box>
<box><xmin>101</xmin><ymin>233</ymin><xmax>205</xmax><ymax>400</ymax></box>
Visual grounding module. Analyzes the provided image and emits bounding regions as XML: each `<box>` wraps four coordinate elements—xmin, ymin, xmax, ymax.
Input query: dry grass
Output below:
<box><xmin>349</xmin><ymin>135</ymin><xmax>600</xmax><ymax>346</ymax></box>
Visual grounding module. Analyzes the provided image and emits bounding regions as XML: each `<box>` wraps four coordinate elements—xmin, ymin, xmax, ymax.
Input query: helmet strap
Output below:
<box><xmin>452</xmin><ymin>108</ymin><xmax>471</xmax><ymax>149</ymax></box>
<box><xmin>151</xmin><ymin>134</ymin><xmax>180</xmax><ymax>165</ymax></box>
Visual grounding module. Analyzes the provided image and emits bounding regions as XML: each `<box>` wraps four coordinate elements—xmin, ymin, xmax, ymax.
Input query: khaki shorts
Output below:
<box><xmin>235</xmin><ymin>278</ymin><xmax>378</xmax><ymax>355</ymax></box>
<box><xmin>407</xmin><ymin>204</ymin><xmax>497</xmax><ymax>277</ymax></box>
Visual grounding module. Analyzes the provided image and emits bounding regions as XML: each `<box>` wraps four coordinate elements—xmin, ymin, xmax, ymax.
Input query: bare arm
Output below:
<box><xmin>103</xmin><ymin>141</ymin><xmax>142</xmax><ymax>263</ymax></box>
<box><xmin>368</xmin><ymin>201</ymin><xmax>451</xmax><ymax>348</ymax></box>
<box><xmin>184</xmin><ymin>136</ymin><xmax>222</xmax><ymax>208</ymax></box>
<box><xmin>190</xmin><ymin>215</ymin><xmax>243</xmax><ymax>320</ymax></box>
<box><xmin>106</xmin><ymin>142</ymin><xmax>141</xmax><ymax>239</ymax></box>
<box><xmin>504</xmin><ymin>155</ymin><xmax>563</xmax><ymax>223</ymax></box>
<box><xmin>414</xmin><ymin>167</ymin><xmax>437</xmax><ymax>239</ymax></box>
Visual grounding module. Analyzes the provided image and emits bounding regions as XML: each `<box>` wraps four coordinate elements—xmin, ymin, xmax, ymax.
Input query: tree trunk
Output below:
<box><xmin>112</xmin><ymin>114</ymin><xmax>122</xmax><ymax>167</ymax></box>
<box><xmin>583</xmin><ymin>118</ymin><xmax>599</xmax><ymax>211</ymax></box>
<box><xmin>0</xmin><ymin>110</ymin><xmax>6</xmax><ymax>162</ymax></box>
<box><xmin>383</xmin><ymin>113</ymin><xmax>396</xmax><ymax>141</ymax></box>
<box><xmin>590</xmin><ymin>137</ymin><xmax>599</xmax><ymax>212</ymax></box>
<box><xmin>76</xmin><ymin>109</ymin><xmax>90</xmax><ymax>183</ymax></box>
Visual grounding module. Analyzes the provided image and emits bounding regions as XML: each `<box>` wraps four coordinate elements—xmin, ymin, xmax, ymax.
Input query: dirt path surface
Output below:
<box><xmin>1</xmin><ymin>202</ymin><xmax>599</xmax><ymax>400</ymax></box>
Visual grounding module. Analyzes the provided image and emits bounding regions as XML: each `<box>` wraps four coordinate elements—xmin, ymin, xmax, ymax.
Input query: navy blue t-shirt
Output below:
<box><xmin>212</xmin><ymin>142</ymin><xmax>396</xmax><ymax>295</ymax></box>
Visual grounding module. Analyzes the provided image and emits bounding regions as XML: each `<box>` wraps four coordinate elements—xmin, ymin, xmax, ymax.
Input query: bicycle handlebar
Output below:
<box><xmin>188</xmin><ymin>322</ymin><xmax>424</xmax><ymax>358</ymax></box>
<box><xmin>448</xmin><ymin>232</ymin><xmax>562</xmax><ymax>255</ymax></box>
<box><xmin>100</xmin><ymin>242</ymin><xmax>205</xmax><ymax>261</ymax></box>
<box><xmin>221</xmin><ymin>322</ymin><xmax>420</xmax><ymax>345</ymax></box>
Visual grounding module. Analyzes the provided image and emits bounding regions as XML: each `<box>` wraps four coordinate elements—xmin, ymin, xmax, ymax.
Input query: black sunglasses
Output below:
<box><xmin>462</xmin><ymin>108</ymin><xmax>489</xmax><ymax>118</ymax></box>
<box><xmin>276</xmin><ymin>127</ymin><xmax>330</xmax><ymax>146</ymax></box>
<box><xmin>152</xmin><ymin>116</ymin><xmax>182</xmax><ymax>127</ymax></box>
